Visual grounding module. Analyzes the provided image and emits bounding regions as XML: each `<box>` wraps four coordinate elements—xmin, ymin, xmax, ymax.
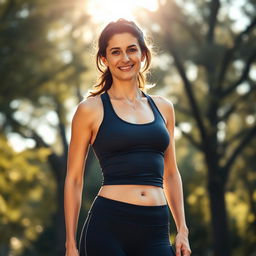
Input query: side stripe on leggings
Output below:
<box><xmin>78</xmin><ymin>211</ymin><xmax>92</xmax><ymax>256</ymax></box>
<box><xmin>84</xmin><ymin>213</ymin><xmax>92</xmax><ymax>256</ymax></box>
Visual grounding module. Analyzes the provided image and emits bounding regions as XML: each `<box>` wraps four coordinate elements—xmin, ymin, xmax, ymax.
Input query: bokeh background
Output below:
<box><xmin>0</xmin><ymin>0</ymin><xmax>256</xmax><ymax>255</ymax></box>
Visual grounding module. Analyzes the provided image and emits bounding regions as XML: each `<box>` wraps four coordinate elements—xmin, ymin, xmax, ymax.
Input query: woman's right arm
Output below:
<box><xmin>64</xmin><ymin>99</ymin><xmax>94</xmax><ymax>255</ymax></box>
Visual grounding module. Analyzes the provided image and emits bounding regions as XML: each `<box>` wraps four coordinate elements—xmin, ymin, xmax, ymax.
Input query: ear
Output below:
<box><xmin>101</xmin><ymin>56</ymin><xmax>108</xmax><ymax>67</ymax></box>
<box><xmin>141</xmin><ymin>52</ymin><xmax>146</xmax><ymax>62</ymax></box>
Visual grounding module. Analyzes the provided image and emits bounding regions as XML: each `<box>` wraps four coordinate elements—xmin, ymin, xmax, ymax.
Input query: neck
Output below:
<box><xmin>108</xmin><ymin>81</ymin><xmax>142</xmax><ymax>101</ymax></box>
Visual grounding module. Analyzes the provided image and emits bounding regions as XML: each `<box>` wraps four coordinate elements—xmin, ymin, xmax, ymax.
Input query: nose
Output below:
<box><xmin>121</xmin><ymin>52</ymin><xmax>130</xmax><ymax>62</ymax></box>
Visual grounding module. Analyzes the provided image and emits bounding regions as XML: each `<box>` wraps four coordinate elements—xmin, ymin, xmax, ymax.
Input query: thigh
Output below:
<box><xmin>129</xmin><ymin>224</ymin><xmax>176</xmax><ymax>256</ymax></box>
<box><xmin>138</xmin><ymin>244</ymin><xmax>176</xmax><ymax>256</ymax></box>
<box><xmin>79</xmin><ymin>211</ymin><xmax>127</xmax><ymax>256</ymax></box>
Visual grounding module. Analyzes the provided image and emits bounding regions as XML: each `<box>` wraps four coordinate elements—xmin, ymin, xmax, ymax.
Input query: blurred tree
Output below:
<box><xmin>138</xmin><ymin>0</ymin><xmax>256</xmax><ymax>255</ymax></box>
<box><xmin>0</xmin><ymin>0</ymin><xmax>99</xmax><ymax>255</ymax></box>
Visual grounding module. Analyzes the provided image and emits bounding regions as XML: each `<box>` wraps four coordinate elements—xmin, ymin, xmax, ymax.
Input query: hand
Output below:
<box><xmin>174</xmin><ymin>230</ymin><xmax>192</xmax><ymax>256</ymax></box>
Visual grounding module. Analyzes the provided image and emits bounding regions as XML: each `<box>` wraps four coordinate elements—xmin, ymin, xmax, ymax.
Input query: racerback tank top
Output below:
<box><xmin>91</xmin><ymin>90</ymin><xmax>170</xmax><ymax>188</ymax></box>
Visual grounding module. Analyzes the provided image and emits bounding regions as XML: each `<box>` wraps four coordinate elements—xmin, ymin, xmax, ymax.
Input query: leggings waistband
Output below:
<box><xmin>97</xmin><ymin>195</ymin><xmax>167</xmax><ymax>208</ymax></box>
<box><xmin>89</xmin><ymin>195</ymin><xmax>170</xmax><ymax>226</ymax></box>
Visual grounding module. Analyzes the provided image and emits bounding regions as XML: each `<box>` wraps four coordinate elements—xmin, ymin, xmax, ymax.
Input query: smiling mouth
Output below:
<box><xmin>118</xmin><ymin>64</ymin><xmax>134</xmax><ymax>71</ymax></box>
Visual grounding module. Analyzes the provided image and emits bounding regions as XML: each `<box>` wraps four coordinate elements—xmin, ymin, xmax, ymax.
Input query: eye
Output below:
<box><xmin>129</xmin><ymin>48</ymin><xmax>137</xmax><ymax>52</ymax></box>
<box><xmin>111</xmin><ymin>50</ymin><xmax>119</xmax><ymax>55</ymax></box>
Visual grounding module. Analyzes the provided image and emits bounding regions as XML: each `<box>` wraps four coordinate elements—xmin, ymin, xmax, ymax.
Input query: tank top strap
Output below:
<box><xmin>141</xmin><ymin>91</ymin><xmax>167</xmax><ymax>125</ymax></box>
<box><xmin>140</xmin><ymin>90</ymin><xmax>158</xmax><ymax>121</ymax></box>
<box><xmin>100</xmin><ymin>90</ymin><xmax>117</xmax><ymax>122</ymax></box>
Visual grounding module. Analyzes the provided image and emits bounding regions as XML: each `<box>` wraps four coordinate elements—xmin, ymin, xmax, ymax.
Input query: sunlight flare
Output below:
<box><xmin>87</xmin><ymin>0</ymin><xmax>159</xmax><ymax>23</ymax></box>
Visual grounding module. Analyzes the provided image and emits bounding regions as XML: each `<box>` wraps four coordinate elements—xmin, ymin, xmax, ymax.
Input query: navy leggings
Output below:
<box><xmin>78</xmin><ymin>195</ymin><xmax>176</xmax><ymax>256</ymax></box>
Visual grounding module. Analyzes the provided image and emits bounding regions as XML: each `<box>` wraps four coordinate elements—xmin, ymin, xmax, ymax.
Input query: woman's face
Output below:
<box><xmin>101</xmin><ymin>32</ymin><xmax>145</xmax><ymax>82</ymax></box>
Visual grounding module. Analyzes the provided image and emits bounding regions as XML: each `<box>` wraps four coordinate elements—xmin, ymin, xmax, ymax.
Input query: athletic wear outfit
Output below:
<box><xmin>78</xmin><ymin>90</ymin><xmax>175</xmax><ymax>255</ymax></box>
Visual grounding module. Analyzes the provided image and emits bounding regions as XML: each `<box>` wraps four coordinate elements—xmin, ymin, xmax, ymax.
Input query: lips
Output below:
<box><xmin>118</xmin><ymin>64</ymin><xmax>134</xmax><ymax>71</ymax></box>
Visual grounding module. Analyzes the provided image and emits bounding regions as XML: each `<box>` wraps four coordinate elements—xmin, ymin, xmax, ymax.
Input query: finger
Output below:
<box><xmin>182</xmin><ymin>247</ymin><xmax>192</xmax><ymax>256</ymax></box>
<box><xmin>175</xmin><ymin>244</ymin><xmax>182</xmax><ymax>256</ymax></box>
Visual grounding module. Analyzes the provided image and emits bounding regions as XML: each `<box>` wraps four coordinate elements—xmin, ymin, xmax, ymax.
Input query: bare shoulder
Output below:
<box><xmin>149</xmin><ymin>94</ymin><xmax>174</xmax><ymax>109</ymax></box>
<box><xmin>77</xmin><ymin>94</ymin><xmax>101</xmax><ymax>112</ymax></box>
<box><xmin>73</xmin><ymin>94</ymin><xmax>102</xmax><ymax>127</ymax></box>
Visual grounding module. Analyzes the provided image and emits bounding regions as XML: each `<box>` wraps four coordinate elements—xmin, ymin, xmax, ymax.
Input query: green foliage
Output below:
<box><xmin>0</xmin><ymin>135</ymin><xmax>55</xmax><ymax>255</ymax></box>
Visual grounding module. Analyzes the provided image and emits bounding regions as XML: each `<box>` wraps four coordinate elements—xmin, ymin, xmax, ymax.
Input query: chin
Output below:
<box><xmin>118</xmin><ymin>76</ymin><xmax>137</xmax><ymax>81</ymax></box>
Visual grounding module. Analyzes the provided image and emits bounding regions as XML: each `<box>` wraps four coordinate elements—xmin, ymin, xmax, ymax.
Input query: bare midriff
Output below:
<box><xmin>97</xmin><ymin>184</ymin><xmax>167</xmax><ymax>206</ymax></box>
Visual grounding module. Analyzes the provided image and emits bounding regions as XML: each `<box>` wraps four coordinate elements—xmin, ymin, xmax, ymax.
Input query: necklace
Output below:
<box><xmin>108</xmin><ymin>90</ymin><xmax>143</xmax><ymax>110</ymax></box>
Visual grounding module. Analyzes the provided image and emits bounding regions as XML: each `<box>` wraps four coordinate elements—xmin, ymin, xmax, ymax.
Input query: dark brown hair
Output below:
<box><xmin>87</xmin><ymin>18</ymin><xmax>153</xmax><ymax>98</ymax></box>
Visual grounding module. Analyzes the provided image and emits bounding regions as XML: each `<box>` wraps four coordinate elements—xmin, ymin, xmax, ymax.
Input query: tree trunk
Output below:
<box><xmin>48</xmin><ymin>154</ymin><xmax>67</xmax><ymax>256</ymax></box>
<box><xmin>207</xmin><ymin>175</ymin><xmax>231</xmax><ymax>256</ymax></box>
<box><xmin>55</xmin><ymin>167</ymin><xmax>66</xmax><ymax>256</ymax></box>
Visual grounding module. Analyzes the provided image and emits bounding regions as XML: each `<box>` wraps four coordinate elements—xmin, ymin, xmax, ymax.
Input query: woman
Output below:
<box><xmin>64</xmin><ymin>18</ymin><xmax>191</xmax><ymax>256</ymax></box>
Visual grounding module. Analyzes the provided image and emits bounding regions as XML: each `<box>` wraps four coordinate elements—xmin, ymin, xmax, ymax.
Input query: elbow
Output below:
<box><xmin>163</xmin><ymin>169</ymin><xmax>180</xmax><ymax>181</ymax></box>
<box><xmin>65</xmin><ymin>173</ymin><xmax>84</xmax><ymax>187</ymax></box>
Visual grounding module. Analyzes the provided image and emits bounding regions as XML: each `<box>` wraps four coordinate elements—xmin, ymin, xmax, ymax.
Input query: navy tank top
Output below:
<box><xmin>91</xmin><ymin>90</ymin><xmax>170</xmax><ymax>188</ymax></box>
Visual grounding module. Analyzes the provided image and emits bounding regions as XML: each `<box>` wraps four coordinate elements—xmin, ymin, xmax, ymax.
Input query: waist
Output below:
<box><xmin>98</xmin><ymin>184</ymin><xmax>167</xmax><ymax>206</ymax></box>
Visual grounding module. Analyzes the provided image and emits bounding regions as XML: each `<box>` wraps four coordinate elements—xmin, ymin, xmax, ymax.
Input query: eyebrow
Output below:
<box><xmin>109</xmin><ymin>44</ymin><xmax>138</xmax><ymax>51</ymax></box>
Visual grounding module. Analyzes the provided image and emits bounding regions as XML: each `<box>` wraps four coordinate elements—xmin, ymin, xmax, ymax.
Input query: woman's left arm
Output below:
<box><xmin>159</xmin><ymin>96</ymin><xmax>192</xmax><ymax>256</ymax></box>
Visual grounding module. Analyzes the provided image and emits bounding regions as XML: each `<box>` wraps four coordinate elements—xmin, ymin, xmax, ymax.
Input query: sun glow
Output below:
<box><xmin>87</xmin><ymin>0</ymin><xmax>159</xmax><ymax>24</ymax></box>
